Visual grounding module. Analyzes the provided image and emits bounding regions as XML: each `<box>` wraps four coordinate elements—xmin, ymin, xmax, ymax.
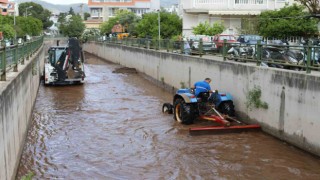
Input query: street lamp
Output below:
<box><xmin>157</xmin><ymin>9</ymin><xmax>160</xmax><ymax>48</ymax></box>
<box><xmin>13</xmin><ymin>6</ymin><xmax>16</xmax><ymax>41</ymax></box>
<box><xmin>25</xmin><ymin>6</ymin><xmax>33</xmax><ymax>17</ymax></box>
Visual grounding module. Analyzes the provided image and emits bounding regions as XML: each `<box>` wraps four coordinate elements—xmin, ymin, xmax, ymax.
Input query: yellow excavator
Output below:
<box><xmin>111</xmin><ymin>23</ymin><xmax>129</xmax><ymax>40</ymax></box>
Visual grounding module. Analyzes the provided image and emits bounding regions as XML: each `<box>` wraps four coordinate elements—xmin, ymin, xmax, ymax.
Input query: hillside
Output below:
<box><xmin>13</xmin><ymin>0</ymin><xmax>178</xmax><ymax>14</ymax></box>
<box><xmin>161</xmin><ymin>0</ymin><xmax>178</xmax><ymax>7</ymax></box>
<box><xmin>14</xmin><ymin>0</ymin><xmax>89</xmax><ymax>14</ymax></box>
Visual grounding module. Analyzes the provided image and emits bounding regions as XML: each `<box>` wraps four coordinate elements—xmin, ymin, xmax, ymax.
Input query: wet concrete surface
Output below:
<box><xmin>16</xmin><ymin>53</ymin><xmax>320</xmax><ymax>179</ymax></box>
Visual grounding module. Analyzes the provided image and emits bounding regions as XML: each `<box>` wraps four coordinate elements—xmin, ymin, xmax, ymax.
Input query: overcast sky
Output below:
<box><xmin>41</xmin><ymin>0</ymin><xmax>88</xmax><ymax>5</ymax></box>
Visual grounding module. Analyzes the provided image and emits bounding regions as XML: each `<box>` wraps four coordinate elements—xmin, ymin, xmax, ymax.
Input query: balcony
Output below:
<box><xmin>184</xmin><ymin>0</ymin><xmax>270</xmax><ymax>13</ymax></box>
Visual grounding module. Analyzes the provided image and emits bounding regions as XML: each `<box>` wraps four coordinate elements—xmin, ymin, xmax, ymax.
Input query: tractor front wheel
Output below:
<box><xmin>219</xmin><ymin>101</ymin><xmax>235</xmax><ymax>117</ymax></box>
<box><xmin>162</xmin><ymin>103</ymin><xmax>173</xmax><ymax>114</ymax></box>
<box><xmin>174</xmin><ymin>99</ymin><xmax>195</xmax><ymax>125</ymax></box>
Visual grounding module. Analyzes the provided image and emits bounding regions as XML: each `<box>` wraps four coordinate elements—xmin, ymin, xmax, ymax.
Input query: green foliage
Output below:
<box><xmin>81</xmin><ymin>28</ymin><xmax>100</xmax><ymax>42</ymax></box>
<box><xmin>59</xmin><ymin>15</ymin><xmax>85</xmax><ymax>38</ymax></box>
<box><xmin>100</xmin><ymin>10</ymin><xmax>140</xmax><ymax>36</ymax></box>
<box><xmin>0</xmin><ymin>24</ymin><xmax>15</xmax><ymax>39</ymax></box>
<box><xmin>180</xmin><ymin>82</ymin><xmax>186</xmax><ymax>89</ymax></box>
<box><xmin>171</xmin><ymin>34</ymin><xmax>182</xmax><ymax>41</ymax></box>
<box><xmin>161</xmin><ymin>77</ymin><xmax>164</xmax><ymax>83</ymax></box>
<box><xmin>192</xmin><ymin>21</ymin><xmax>224</xmax><ymax>36</ymax></box>
<box><xmin>192</xmin><ymin>21</ymin><xmax>209</xmax><ymax>35</ymax></box>
<box><xmin>16</xmin><ymin>16</ymin><xmax>42</xmax><ymax>36</ymax></box>
<box><xmin>258</xmin><ymin>4</ymin><xmax>318</xmax><ymax>38</ymax></box>
<box><xmin>21</xmin><ymin>172</ymin><xmax>34</xmax><ymax>180</ymax></box>
<box><xmin>135</xmin><ymin>11</ymin><xmax>182</xmax><ymax>39</ymax></box>
<box><xmin>0</xmin><ymin>16</ymin><xmax>15</xmax><ymax>39</ymax></box>
<box><xmin>237</xmin><ymin>18</ymin><xmax>259</xmax><ymax>35</ymax></box>
<box><xmin>246</xmin><ymin>86</ymin><xmax>268</xmax><ymax>111</ymax></box>
<box><xmin>69</xmin><ymin>7</ymin><xmax>75</xmax><ymax>15</ymax></box>
<box><xmin>84</xmin><ymin>12</ymin><xmax>90</xmax><ymax>21</ymax></box>
<box><xmin>100</xmin><ymin>17</ymin><xmax>119</xmax><ymax>35</ymax></box>
<box><xmin>18</xmin><ymin>2</ymin><xmax>53</xmax><ymax>29</ymax></box>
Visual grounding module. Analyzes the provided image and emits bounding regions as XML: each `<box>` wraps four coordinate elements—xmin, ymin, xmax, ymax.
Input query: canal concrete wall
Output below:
<box><xmin>0</xmin><ymin>46</ymin><xmax>44</xmax><ymax>180</ymax></box>
<box><xmin>84</xmin><ymin>42</ymin><xmax>320</xmax><ymax>157</ymax></box>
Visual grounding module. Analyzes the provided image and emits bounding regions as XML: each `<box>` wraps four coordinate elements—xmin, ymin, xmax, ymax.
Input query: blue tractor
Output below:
<box><xmin>162</xmin><ymin>88</ymin><xmax>235</xmax><ymax>125</ymax></box>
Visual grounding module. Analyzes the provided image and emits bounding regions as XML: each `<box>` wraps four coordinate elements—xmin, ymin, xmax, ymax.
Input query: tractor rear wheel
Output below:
<box><xmin>219</xmin><ymin>101</ymin><xmax>235</xmax><ymax>117</ymax></box>
<box><xmin>174</xmin><ymin>99</ymin><xmax>195</xmax><ymax>125</ymax></box>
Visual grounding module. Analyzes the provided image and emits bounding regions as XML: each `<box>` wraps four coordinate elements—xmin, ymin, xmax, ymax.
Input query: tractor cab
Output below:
<box><xmin>48</xmin><ymin>46</ymin><xmax>67</xmax><ymax>66</ymax></box>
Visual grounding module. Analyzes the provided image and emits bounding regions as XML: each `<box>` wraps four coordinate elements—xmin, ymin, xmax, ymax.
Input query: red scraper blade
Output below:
<box><xmin>189</xmin><ymin>124</ymin><xmax>261</xmax><ymax>133</ymax></box>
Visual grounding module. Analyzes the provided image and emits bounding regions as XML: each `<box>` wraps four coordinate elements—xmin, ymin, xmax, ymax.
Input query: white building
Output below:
<box><xmin>164</xmin><ymin>4</ymin><xmax>179</xmax><ymax>14</ymax></box>
<box><xmin>88</xmin><ymin>0</ymin><xmax>160</xmax><ymax>22</ymax></box>
<box><xmin>180</xmin><ymin>0</ymin><xmax>296</xmax><ymax>36</ymax></box>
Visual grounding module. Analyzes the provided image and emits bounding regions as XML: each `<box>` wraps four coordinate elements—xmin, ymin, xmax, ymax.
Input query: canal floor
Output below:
<box><xmin>17</xmin><ymin>54</ymin><xmax>320</xmax><ymax>179</ymax></box>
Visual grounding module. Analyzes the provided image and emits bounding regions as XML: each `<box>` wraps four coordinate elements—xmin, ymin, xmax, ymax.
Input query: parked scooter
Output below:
<box><xmin>227</xmin><ymin>45</ymin><xmax>248</xmax><ymax>62</ymax></box>
<box><xmin>297</xmin><ymin>40</ymin><xmax>320</xmax><ymax>67</ymax></box>
<box><xmin>262</xmin><ymin>46</ymin><xmax>299</xmax><ymax>70</ymax></box>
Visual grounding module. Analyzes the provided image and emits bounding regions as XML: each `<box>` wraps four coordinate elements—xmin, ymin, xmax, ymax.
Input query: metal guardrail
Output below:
<box><xmin>90</xmin><ymin>37</ymin><xmax>320</xmax><ymax>74</ymax></box>
<box><xmin>0</xmin><ymin>36</ymin><xmax>44</xmax><ymax>81</ymax></box>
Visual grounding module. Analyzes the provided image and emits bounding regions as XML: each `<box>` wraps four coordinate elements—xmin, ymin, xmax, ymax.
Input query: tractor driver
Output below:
<box><xmin>192</xmin><ymin>78</ymin><xmax>213</xmax><ymax>97</ymax></box>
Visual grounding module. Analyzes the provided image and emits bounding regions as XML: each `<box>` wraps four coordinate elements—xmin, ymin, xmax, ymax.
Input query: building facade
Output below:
<box><xmin>0</xmin><ymin>0</ymin><xmax>17</xmax><ymax>16</ymax></box>
<box><xmin>87</xmin><ymin>0</ymin><xmax>160</xmax><ymax>24</ymax></box>
<box><xmin>180</xmin><ymin>0</ymin><xmax>296</xmax><ymax>36</ymax></box>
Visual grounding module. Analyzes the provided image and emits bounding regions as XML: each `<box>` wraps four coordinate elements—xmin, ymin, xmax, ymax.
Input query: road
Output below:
<box><xmin>16</xmin><ymin>53</ymin><xmax>320</xmax><ymax>179</ymax></box>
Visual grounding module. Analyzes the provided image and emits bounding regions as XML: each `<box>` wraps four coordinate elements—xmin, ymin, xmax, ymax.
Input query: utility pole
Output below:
<box><xmin>79</xmin><ymin>3</ymin><xmax>84</xmax><ymax>20</ymax></box>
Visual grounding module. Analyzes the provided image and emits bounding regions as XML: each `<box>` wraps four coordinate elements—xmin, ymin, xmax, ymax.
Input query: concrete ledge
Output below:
<box><xmin>0</xmin><ymin>45</ymin><xmax>44</xmax><ymax>180</ymax></box>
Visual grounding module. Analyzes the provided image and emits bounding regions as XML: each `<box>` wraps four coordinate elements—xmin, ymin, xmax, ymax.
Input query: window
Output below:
<box><xmin>235</xmin><ymin>0</ymin><xmax>248</xmax><ymax>4</ymax></box>
<box><xmin>235</xmin><ymin>0</ymin><xmax>264</xmax><ymax>4</ymax></box>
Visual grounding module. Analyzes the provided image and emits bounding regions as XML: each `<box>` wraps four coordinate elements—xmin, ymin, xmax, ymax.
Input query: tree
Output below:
<box><xmin>0</xmin><ymin>24</ymin><xmax>15</xmax><ymax>39</ymax></box>
<box><xmin>258</xmin><ymin>4</ymin><xmax>318</xmax><ymax>38</ymax></box>
<box><xmin>69</xmin><ymin>7</ymin><xmax>75</xmax><ymax>15</ymax></box>
<box><xmin>59</xmin><ymin>15</ymin><xmax>85</xmax><ymax>38</ymax></box>
<box><xmin>100</xmin><ymin>10</ymin><xmax>140</xmax><ymax>36</ymax></box>
<box><xmin>0</xmin><ymin>13</ymin><xmax>42</xmax><ymax>38</ymax></box>
<box><xmin>100</xmin><ymin>17</ymin><xmax>120</xmax><ymax>35</ymax></box>
<box><xmin>295</xmin><ymin>0</ymin><xmax>320</xmax><ymax>14</ymax></box>
<box><xmin>237</xmin><ymin>17</ymin><xmax>259</xmax><ymax>35</ymax></box>
<box><xmin>192</xmin><ymin>21</ymin><xmax>224</xmax><ymax>36</ymax></box>
<box><xmin>18</xmin><ymin>2</ymin><xmax>53</xmax><ymax>29</ymax></box>
<box><xmin>135</xmin><ymin>11</ymin><xmax>182</xmax><ymax>39</ymax></box>
<box><xmin>15</xmin><ymin>16</ymin><xmax>42</xmax><ymax>36</ymax></box>
<box><xmin>84</xmin><ymin>12</ymin><xmax>90</xmax><ymax>21</ymax></box>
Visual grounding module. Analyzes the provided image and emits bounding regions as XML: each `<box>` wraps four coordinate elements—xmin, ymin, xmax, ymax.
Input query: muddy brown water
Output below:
<box><xmin>16</xmin><ymin>53</ymin><xmax>320</xmax><ymax>179</ymax></box>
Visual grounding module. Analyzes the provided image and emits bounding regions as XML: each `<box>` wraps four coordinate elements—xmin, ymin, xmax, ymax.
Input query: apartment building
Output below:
<box><xmin>87</xmin><ymin>0</ymin><xmax>160</xmax><ymax>23</ymax></box>
<box><xmin>180</xmin><ymin>0</ymin><xmax>296</xmax><ymax>36</ymax></box>
<box><xmin>0</xmin><ymin>0</ymin><xmax>17</xmax><ymax>16</ymax></box>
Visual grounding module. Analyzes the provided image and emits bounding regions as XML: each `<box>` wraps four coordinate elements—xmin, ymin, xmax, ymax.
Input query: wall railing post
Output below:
<box><xmin>199</xmin><ymin>38</ymin><xmax>203</xmax><ymax>57</ymax></box>
<box><xmin>306</xmin><ymin>41</ymin><xmax>312</xmax><ymax>74</ymax></box>
<box><xmin>257</xmin><ymin>40</ymin><xmax>262</xmax><ymax>66</ymax></box>
<box><xmin>13</xmin><ymin>46</ymin><xmax>18</xmax><ymax>72</ymax></box>
<box><xmin>223</xmin><ymin>39</ymin><xmax>227</xmax><ymax>61</ymax></box>
<box><xmin>1</xmin><ymin>48</ymin><xmax>6</xmax><ymax>81</ymax></box>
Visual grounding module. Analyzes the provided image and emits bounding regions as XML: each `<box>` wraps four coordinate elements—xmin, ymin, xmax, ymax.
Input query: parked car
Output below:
<box><xmin>237</xmin><ymin>34</ymin><xmax>265</xmax><ymax>45</ymax></box>
<box><xmin>188</xmin><ymin>35</ymin><xmax>216</xmax><ymax>54</ymax></box>
<box><xmin>213</xmin><ymin>34</ymin><xmax>238</xmax><ymax>52</ymax></box>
